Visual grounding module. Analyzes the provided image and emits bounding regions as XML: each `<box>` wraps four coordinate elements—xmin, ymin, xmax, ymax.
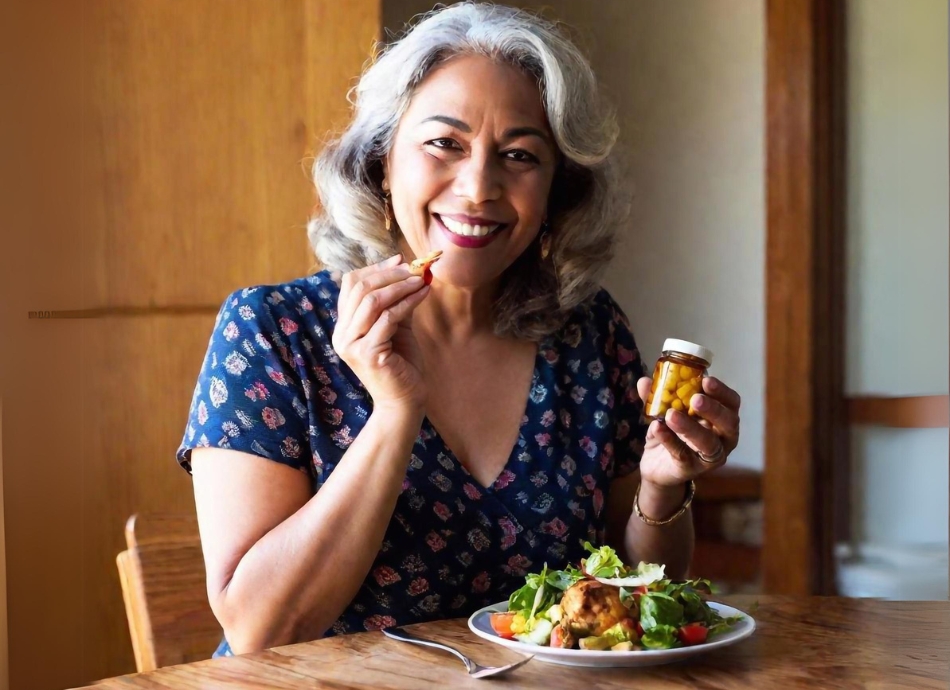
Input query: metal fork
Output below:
<box><xmin>382</xmin><ymin>627</ymin><xmax>534</xmax><ymax>679</ymax></box>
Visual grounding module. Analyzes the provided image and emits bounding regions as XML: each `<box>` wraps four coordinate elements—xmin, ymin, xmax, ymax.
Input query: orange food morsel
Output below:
<box><xmin>408</xmin><ymin>250</ymin><xmax>443</xmax><ymax>276</ymax></box>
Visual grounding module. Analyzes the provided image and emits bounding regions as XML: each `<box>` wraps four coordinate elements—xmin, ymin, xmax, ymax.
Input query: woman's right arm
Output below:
<box><xmin>192</xmin><ymin>256</ymin><xmax>431</xmax><ymax>653</ymax></box>
<box><xmin>191</xmin><ymin>403</ymin><xmax>421</xmax><ymax>654</ymax></box>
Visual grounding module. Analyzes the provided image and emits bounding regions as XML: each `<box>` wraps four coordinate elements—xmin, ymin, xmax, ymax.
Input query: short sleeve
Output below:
<box><xmin>594</xmin><ymin>292</ymin><xmax>649</xmax><ymax>479</ymax></box>
<box><xmin>176</xmin><ymin>289</ymin><xmax>312</xmax><ymax>477</ymax></box>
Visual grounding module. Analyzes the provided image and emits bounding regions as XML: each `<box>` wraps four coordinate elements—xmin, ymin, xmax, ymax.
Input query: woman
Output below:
<box><xmin>177</xmin><ymin>2</ymin><xmax>741</xmax><ymax>657</ymax></box>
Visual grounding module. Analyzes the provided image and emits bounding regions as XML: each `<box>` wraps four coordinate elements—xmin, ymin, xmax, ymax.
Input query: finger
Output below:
<box><xmin>664</xmin><ymin>408</ymin><xmax>725</xmax><ymax>460</ymax></box>
<box><xmin>644</xmin><ymin>419</ymin><xmax>665</xmax><ymax>446</ymax></box>
<box><xmin>637</xmin><ymin>376</ymin><xmax>652</xmax><ymax>403</ymax></box>
<box><xmin>651</xmin><ymin>421</ymin><xmax>700</xmax><ymax>471</ymax></box>
<box><xmin>702</xmin><ymin>377</ymin><xmax>741</xmax><ymax>411</ymax></box>
<box><xmin>340</xmin><ymin>262</ymin><xmax>411</xmax><ymax>328</ymax></box>
<box><xmin>690</xmin><ymin>393</ymin><xmax>739</xmax><ymax>442</ymax></box>
<box><xmin>345</xmin><ymin>274</ymin><xmax>425</xmax><ymax>342</ymax></box>
<box><xmin>339</xmin><ymin>255</ymin><xmax>403</xmax><ymax>319</ymax></box>
<box><xmin>362</xmin><ymin>285</ymin><xmax>430</xmax><ymax>365</ymax></box>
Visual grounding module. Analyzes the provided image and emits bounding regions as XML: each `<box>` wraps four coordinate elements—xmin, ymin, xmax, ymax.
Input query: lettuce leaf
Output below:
<box><xmin>508</xmin><ymin>562</ymin><xmax>583</xmax><ymax>619</ymax></box>
<box><xmin>581</xmin><ymin>541</ymin><xmax>626</xmax><ymax>578</ymax></box>
<box><xmin>595</xmin><ymin>561</ymin><xmax>667</xmax><ymax>587</ymax></box>
<box><xmin>546</xmin><ymin>565</ymin><xmax>586</xmax><ymax>591</ymax></box>
<box><xmin>640</xmin><ymin>592</ymin><xmax>684</xmax><ymax>630</ymax></box>
<box><xmin>641</xmin><ymin>624</ymin><xmax>679</xmax><ymax>649</ymax></box>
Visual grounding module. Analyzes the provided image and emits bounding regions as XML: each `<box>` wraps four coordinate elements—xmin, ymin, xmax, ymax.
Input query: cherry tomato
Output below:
<box><xmin>489</xmin><ymin>612</ymin><xmax>516</xmax><ymax>639</ymax></box>
<box><xmin>678</xmin><ymin>623</ymin><xmax>708</xmax><ymax>646</ymax></box>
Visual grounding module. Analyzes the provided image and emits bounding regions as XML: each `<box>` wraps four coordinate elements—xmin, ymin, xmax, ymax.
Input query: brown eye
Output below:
<box><xmin>426</xmin><ymin>138</ymin><xmax>461</xmax><ymax>150</ymax></box>
<box><xmin>504</xmin><ymin>149</ymin><xmax>540</xmax><ymax>164</ymax></box>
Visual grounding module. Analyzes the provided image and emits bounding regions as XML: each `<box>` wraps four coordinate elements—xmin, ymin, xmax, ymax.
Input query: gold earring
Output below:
<box><xmin>540</xmin><ymin>226</ymin><xmax>552</xmax><ymax>260</ymax></box>
<box><xmin>383</xmin><ymin>194</ymin><xmax>393</xmax><ymax>233</ymax></box>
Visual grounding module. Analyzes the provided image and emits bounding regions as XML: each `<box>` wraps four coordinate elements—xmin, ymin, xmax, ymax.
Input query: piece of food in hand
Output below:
<box><xmin>559</xmin><ymin>580</ymin><xmax>629</xmax><ymax>637</ymax></box>
<box><xmin>408</xmin><ymin>250</ymin><xmax>443</xmax><ymax>276</ymax></box>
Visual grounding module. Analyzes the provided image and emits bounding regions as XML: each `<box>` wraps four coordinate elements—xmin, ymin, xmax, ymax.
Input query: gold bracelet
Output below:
<box><xmin>633</xmin><ymin>480</ymin><xmax>696</xmax><ymax>527</ymax></box>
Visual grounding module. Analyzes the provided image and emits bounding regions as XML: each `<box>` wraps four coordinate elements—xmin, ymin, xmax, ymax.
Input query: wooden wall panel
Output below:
<box><xmin>79</xmin><ymin>0</ymin><xmax>383</xmax><ymax>311</ymax></box>
<box><xmin>763</xmin><ymin>0</ymin><xmax>847</xmax><ymax>596</ymax></box>
<box><xmin>0</xmin><ymin>400</ymin><xmax>7</xmax><ymax>690</ymax></box>
<box><xmin>82</xmin><ymin>0</ymin><xmax>318</xmax><ymax>309</ymax></box>
<box><xmin>2</xmin><ymin>1</ymin><xmax>381</xmax><ymax>688</ymax></box>
<box><xmin>79</xmin><ymin>316</ymin><xmax>218</xmax><ymax>680</ymax></box>
<box><xmin>5</xmin><ymin>315</ymin><xmax>214</xmax><ymax>688</ymax></box>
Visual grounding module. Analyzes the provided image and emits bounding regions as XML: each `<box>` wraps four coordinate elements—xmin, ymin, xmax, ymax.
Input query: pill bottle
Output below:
<box><xmin>645</xmin><ymin>339</ymin><xmax>714</xmax><ymax>420</ymax></box>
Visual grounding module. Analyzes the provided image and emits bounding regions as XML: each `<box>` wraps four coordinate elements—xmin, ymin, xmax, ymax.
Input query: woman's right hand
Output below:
<box><xmin>332</xmin><ymin>254</ymin><xmax>430</xmax><ymax>413</ymax></box>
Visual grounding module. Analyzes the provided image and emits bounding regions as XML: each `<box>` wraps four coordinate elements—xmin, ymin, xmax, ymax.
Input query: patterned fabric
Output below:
<box><xmin>177</xmin><ymin>270</ymin><xmax>648</xmax><ymax>656</ymax></box>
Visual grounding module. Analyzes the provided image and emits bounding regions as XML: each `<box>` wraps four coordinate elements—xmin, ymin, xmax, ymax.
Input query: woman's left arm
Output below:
<box><xmin>605</xmin><ymin>376</ymin><xmax>742</xmax><ymax>579</ymax></box>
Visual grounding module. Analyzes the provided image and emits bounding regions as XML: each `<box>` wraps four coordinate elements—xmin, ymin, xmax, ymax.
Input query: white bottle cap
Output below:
<box><xmin>662</xmin><ymin>338</ymin><xmax>714</xmax><ymax>366</ymax></box>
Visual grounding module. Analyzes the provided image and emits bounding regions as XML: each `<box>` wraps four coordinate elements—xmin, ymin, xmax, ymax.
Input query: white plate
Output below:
<box><xmin>467</xmin><ymin>601</ymin><xmax>756</xmax><ymax>668</ymax></box>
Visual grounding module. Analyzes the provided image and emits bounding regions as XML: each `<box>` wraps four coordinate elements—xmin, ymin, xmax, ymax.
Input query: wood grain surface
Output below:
<box><xmin>2</xmin><ymin>1</ymin><xmax>379</xmax><ymax>688</ymax></box>
<box><xmin>848</xmin><ymin>395</ymin><xmax>950</xmax><ymax>429</ymax></box>
<box><xmin>118</xmin><ymin>515</ymin><xmax>222</xmax><ymax>673</ymax></box>
<box><xmin>764</xmin><ymin>0</ymin><xmax>848</xmax><ymax>597</ymax></box>
<box><xmin>74</xmin><ymin>597</ymin><xmax>948</xmax><ymax>689</ymax></box>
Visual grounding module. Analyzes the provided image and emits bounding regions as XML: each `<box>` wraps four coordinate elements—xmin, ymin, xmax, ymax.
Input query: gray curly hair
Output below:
<box><xmin>308</xmin><ymin>2</ymin><xmax>623</xmax><ymax>340</ymax></box>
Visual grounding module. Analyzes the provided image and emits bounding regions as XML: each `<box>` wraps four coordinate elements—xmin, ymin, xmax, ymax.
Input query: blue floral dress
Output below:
<box><xmin>177</xmin><ymin>270</ymin><xmax>648</xmax><ymax>656</ymax></box>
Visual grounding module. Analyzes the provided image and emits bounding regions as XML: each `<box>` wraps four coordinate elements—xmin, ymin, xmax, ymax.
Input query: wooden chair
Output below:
<box><xmin>690</xmin><ymin>466</ymin><xmax>763</xmax><ymax>589</ymax></box>
<box><xmin>116</xmin><ymin>514</ymin><xmax>223</xmax><ymax>672</ymax></box>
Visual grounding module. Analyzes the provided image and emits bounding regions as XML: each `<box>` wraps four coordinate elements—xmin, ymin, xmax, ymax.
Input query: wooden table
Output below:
<box><xmin>76</xmin><ymin>596</ymin><xmax>948</xmax><ymax>689</ymax></box>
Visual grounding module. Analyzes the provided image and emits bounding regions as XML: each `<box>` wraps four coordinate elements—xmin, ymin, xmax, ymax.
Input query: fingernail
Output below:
<box><xmin>693</xmin><ymin>395</ymin><xmax>705</xmax><ymax>410</ymax></box>
<box><xmin>407</xmin><ymin>275</ymin><xmax>424</xmax><ymax>285</ymax></box>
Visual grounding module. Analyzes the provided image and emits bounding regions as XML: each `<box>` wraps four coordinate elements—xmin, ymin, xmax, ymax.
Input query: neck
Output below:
<box><xmin>412</xmin><ymin>278</ymin><xmax>498</xmax><ymax>345</ymax></box>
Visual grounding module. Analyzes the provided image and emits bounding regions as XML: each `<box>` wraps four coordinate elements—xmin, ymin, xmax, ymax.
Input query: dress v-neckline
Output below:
<box><xmin>421</xmin><ymin>342</ymin><xmax>545</xmax><ymax>493</ymax></box>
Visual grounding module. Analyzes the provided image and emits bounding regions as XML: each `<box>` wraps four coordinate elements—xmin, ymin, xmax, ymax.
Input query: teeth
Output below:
<box><xmin>440</xmin><ymin>216</ymin><xmax>501</xmax><ymax>238</ymax></box>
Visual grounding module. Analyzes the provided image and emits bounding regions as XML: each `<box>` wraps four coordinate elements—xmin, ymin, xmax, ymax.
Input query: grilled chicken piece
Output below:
<box><xmin>559</xmin><ymin>580</ymin><xmax>628</xmax><ymax>637</ymax></box>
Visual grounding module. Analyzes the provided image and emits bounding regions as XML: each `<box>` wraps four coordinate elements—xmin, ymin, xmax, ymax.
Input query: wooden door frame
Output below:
<box><xmin>763</xmin><ymin>0</ymin><xmax>848</xmax><ymax>595</ymax></box>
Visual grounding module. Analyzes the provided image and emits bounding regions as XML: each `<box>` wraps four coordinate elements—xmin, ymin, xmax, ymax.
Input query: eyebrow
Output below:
<box><xmin>419</xmin><ymin>115</ymin><xmax>552</xmax><ymax>145</ymax></box>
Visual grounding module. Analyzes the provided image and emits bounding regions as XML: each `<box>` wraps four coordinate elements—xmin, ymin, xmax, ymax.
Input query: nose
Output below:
<box><xmin>451</xmin><ymin>150</ymin><xmax>502</xmax><ymax>204</ymax></box>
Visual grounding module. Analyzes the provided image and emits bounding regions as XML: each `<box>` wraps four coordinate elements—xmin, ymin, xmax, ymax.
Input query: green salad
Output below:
<box><xmin>488</xmin><ymin>543</ymin><xmax>744</xmax><ymax>651</ymax></box>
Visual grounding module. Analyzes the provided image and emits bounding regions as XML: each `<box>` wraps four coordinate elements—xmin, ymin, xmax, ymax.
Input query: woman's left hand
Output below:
<box><xmin>635</xmin><ymin>376</ymin><xmax>741</xmax><ymax>488</ymax></box>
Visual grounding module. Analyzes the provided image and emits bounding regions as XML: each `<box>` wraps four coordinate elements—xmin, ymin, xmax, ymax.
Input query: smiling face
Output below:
<box><xmin>384</xmin><ymin>54</ymin><xmax>558</xmax><ymax>289</ymax></box>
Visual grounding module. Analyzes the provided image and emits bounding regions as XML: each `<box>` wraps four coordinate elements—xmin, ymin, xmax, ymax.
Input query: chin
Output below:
<box><xmin>430</xmin><ymin>263</ymin><xmax>506</xmax><ymax>290</ymax></box>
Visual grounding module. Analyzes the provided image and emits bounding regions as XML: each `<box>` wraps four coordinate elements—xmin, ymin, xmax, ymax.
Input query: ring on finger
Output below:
<box><xmin>698</xmin><ymin>442</ymin><xmax>726</xmax><ymax>465</ymax></box>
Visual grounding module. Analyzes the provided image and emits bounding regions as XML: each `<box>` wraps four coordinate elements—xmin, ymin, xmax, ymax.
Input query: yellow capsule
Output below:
<box><xmin>676</xmin><ymin>384</ymin><xmax>694</xmax><ymax>402</ymax></box>
<box><xmin>661</xmin><ymin>390</ymin><xmax>675</xmax><ymax>404</ymax></box>
<box><xmin>664</xmin><ymin>376</ymin><xmax>677</xmax><ymax>392</ymax></box>
<box><xmin>679</xmin><ymin>366</ymin><xmax>695</xmax><ymax>380</ymax></box>
<box><xmin>671</xmin><ymin>398</ymin><xmax>685</xmax><ymax>412</ymax></box>
<box><xmin>666</xmin><ymin>363</ymin><xmax>678</xmax><ymax>377</ymax></box>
